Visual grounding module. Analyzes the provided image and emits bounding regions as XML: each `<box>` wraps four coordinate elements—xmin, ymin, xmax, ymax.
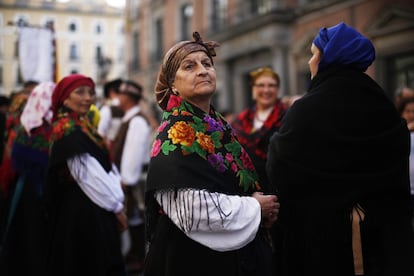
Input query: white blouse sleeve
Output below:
<box><xmin>67</xmin><ymin>153</ymin><xmax>124</xmax><ymax>213</ymax></box>
<box><xmin>154</xmin><ymin>189</ymin><xmax>261</xmax><ymax>252</ymax></box>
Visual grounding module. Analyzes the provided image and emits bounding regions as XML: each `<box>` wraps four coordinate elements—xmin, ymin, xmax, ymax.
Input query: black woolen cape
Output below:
<box><xmin>145</xmin><ymin>101</ymin><xmax>272</xmax><ymax>276</ymax></box>
<box><xmin>266</xmin><ymin>66</ymin><xmax>414</xmax><ymax>276</ymax></box>
<box><xmin>43</xmin><ymin>129</ymin><xmax>126</xmax><ymax>276</ymax></box>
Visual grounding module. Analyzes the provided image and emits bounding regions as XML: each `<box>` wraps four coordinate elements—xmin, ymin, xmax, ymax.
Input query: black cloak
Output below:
<box><xmin>267</xmin><ymin>66</ymin><xmax>414</xmax><ymax>276</ymax></box>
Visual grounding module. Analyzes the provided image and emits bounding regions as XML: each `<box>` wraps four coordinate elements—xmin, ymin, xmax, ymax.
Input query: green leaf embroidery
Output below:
<box><xmin>161</xmin><ymin>140</ymin><xmax>176</xmax><ymax>155</ymax></box>
<box><xmin>210</xmin><ymin>131</ymin><xmax>223</xmax><ymax>148</ymax></box>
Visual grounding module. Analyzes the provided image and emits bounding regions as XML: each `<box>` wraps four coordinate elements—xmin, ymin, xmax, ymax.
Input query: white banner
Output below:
<box><xmin>18</xmin><ymin>27</ymin><xmax>54</xmax><ymax>82</ymax></box>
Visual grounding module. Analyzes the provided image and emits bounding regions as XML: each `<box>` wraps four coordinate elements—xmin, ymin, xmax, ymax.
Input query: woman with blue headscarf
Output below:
<box><xmin>266</xmin><ymin>22</ymin><xmax>414</xmax><ymax>276</ymax></box>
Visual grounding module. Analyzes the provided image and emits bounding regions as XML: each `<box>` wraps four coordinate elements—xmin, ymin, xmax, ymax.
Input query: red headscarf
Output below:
<box><xmin>52</xmin><ymin>74</ymin><xmax>95</xmax><ymax>121</ymax></box>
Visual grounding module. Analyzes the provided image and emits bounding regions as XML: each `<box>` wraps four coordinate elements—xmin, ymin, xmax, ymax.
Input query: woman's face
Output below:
<box><xmin>172</xmin><ymin>51</ymin><xmax>216</xmax><ymax>108</ymax></box>
<box><xmin>252</xmin><ymin>75</ymin><xmax>279</xmax><ymax>109</ymax></box>
<box><xmin>402</xmin><ymin>102</ymin><xmax>414</xmax><ymax>124</ymax></box>
<box><xmin>63</xmin><ymin>86</ymin><xmax>96</xmax><ymax>116</ymax></box>
<box><xmin>309</xmin><ymin>43</ymin><xmax>322</xmax><ymax>79</ymax></box>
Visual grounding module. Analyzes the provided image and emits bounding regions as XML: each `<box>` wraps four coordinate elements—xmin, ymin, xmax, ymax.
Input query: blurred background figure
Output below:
<box><xmin>0</xmin><ymin>95</ymin><xmax>11</xmax><ymax>250</ymax></box>
<box><xmin>111</xmin><ymin>80</ymin><xmax>151</xmax><ymax>274</ymax></box>
<box><xmin>232</xmin><ymin>66</ymin><xmax>286</xmax><ymax>193</ymax></box>
<box><xmin>281</xmin><ymin>94</ymin><xmax>303</xmax><ymax>110</ymax></box>
<box><xmin>395</xmin><ymin>86</ymin><xmax>414</xmax><ymax>109</ymax></box>
<box><xmin>397</xmin><ymin>96</ymin><xmax>414</xmax><ymax>227</ymax></box>
<box><xmin>0</xmin><ymin>96</ymin><xmax>11</xmax><ymax>165</ymax></box>
<box><xmin>232</xmin><ymin>66</ymin><xmax>286</xmax><ymax>274</ymax></box>
<box><xmin>44</xmin><ymin>74</ymin><xmax>127</xmax><ymax>275</ymax></box>
<box><xmin>0</xmin><ymin>81</ymin><xmax>39</xmax><ymax>199</ymax></box>
<box><xmin>220</xmin><ymin>110</ymin><xmax>236</xmax><ymax>125</ymax></box>
<box><xmin>0</xmin><ymin>82</ymin><xmax>55</xmax><ymax>276</ymax></box>
<box><xmin>98</xmin><ymin>78</ymin><xmax>124</xmax><ymax>151</ymax></box>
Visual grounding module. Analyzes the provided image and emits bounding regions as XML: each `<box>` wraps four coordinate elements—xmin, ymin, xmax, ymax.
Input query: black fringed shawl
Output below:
<box><xmin>145</xmin><ymin>95</ymin><xmax>260</xmax><ymax>241</ymax></box>
<box><xmin>43</xmin><ymin>109</ymin><xmax>125</xmax><ymax>276</ymax></box>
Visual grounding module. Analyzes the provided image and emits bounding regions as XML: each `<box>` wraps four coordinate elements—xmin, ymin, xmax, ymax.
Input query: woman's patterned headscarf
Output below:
<box><xmin>154</xmin><ymin>32</ymin><xmax>219</xmax><ymax>110</ymax></box>
<box><xmin>20</xmin><ymin>81</ymin><xmax>55</xmax><ymax>135</ymax></box>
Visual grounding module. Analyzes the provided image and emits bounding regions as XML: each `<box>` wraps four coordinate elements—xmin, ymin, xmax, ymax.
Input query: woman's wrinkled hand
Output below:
<box><xmin>252</xmin><ymin>192</ymin><xmax>280</xmax><ymax>228</ymax></box>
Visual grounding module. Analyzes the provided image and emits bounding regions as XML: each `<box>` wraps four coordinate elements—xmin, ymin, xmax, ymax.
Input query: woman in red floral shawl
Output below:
<box><xmin>232</xmin><ymin>67</ymin><xmax>286</xmax><ymax>194</ymax></box>
<box><xmin>231</xmin><ymin>67</ymin><xmax>286</xmax><ymax>274</ymax></box>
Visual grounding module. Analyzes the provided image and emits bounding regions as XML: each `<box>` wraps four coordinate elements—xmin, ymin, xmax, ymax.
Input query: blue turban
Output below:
<box><xmin>313</xmin><ymin>22</ymin><xmax>375</xmax><ymax>73</ymax></box>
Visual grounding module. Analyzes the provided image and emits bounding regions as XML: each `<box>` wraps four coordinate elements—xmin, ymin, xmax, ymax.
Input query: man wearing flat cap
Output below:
<box><xmin>111</xmin><ymin>80</ymin><xmax>151</xmax><ymax>273</ymax></box>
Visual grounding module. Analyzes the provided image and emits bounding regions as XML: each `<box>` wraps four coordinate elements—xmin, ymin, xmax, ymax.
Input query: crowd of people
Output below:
<box><xmin>0</xmin><ymin>75</ymin><xmax>155</xmax><ymax>275</ymax></box>
<box><xmin>0</xmin><ymin>21</ymin><xmax>413</xmax><ymax>276</ymax></box>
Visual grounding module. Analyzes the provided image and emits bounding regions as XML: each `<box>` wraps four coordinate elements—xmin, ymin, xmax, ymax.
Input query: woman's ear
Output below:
<box><xmin>171</xmin><ymin>85</ymin><xmax>179</xmax><ymax>96</ymax></box>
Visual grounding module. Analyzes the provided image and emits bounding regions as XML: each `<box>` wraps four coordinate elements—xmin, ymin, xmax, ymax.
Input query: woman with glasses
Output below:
<box><xmin>232</xmin><ymin>67</ymin><xmax>286</xmax><ymax>194</ymax></box>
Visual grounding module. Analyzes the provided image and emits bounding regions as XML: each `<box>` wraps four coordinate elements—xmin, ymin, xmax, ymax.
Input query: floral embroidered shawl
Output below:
<box><xmin>48</xmin><ymin>107</ymin><xmax>110</xmax><ymax>172</ymax></box>
<box><xmin>147</xmin><ymin>95</ymin><xmax>260</xmax><ymax>194</ymax></box>
<box><xmin>145</xmin><ymin>96</ymin><xmax>261</xmax><ymax>241</ymax></box>
<box><xmin>232</xmin><ymin>101</ymin><xmax>285</xmax><ymax>192</ymax></box>
<box><xmin>232</xmin><ymin>100</ymin><xmax>285</xmax><ymax>161</ymax></box>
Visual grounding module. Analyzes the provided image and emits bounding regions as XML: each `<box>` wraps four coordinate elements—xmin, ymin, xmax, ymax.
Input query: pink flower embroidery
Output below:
<box><xmin>151</xmin><ymin>139</ymin><xmax>162</xmax><ymax>157</ymax></box>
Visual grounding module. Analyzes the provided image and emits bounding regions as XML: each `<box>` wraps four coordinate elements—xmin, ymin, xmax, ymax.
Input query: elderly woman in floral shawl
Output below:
<box><xmin>144</xmin><ymin>32</ymin><xmax>280</xmax><ymax>276</ymax></box>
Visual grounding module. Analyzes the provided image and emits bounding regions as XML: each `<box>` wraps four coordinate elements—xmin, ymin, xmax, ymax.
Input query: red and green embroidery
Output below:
<box><xmin>50</xmin><ymin>108</ymin><xmax>106</xmax><ymax>149</ymax></box>
<box><xmin>151</xmin><ymin>95</ymin><xmax>259</xmax><ymax>192</ymax></box>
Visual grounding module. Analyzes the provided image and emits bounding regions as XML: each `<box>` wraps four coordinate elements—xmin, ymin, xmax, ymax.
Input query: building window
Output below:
<box><xmin>180</xmin><ymin>4</ymin><xmax>193</xmax><ymax>40</ymax></box>
<box><xmin>17</xmin><ymin>17</ymin><xmax>29</xmax><ymax>27</ymax></box>
<box><xmin>96</xmin><ymin>46</ymin><xmax>103</xmax><ymax>62</ymax></box>
<box><xmin>69</xmin><ymin>43</ymin><xmax>79</xmax><ymax>60</ymax></box>
<box><xmin>17</xmin><ymin>66</ymin><xmax>23</xmax><ymax>84</ymax></box>
<box><xmin>249</xmin><ymin>0</ymin><xmax>272</xmax><ymax>15</ymax></box>
<box><xmin>119</xmin><ymin>24</ymin><xmax>124</xmax><ymax>34</ymax></box>
<box><xmin>96</xmin><ymin>24</ymin><xmax>102</xmax><ymax>34</ymax></box>
<box><xmin>69</xmin><ymin>22</ymin><xmax>77</xmax><ymax>32</ymax></box>
<box><xmin>44</xmin><ymin>19</ymin><xmax>54</xmax><ymax>29</ymax></box>
<box><xmin>211</xmin><ymin>0</ymin><xmax>227</xmax><ymax>32</ymax></box>
<box><xmin>154</xmin><ymin>19</ymin><xmax>163</xmax><ymax>61</ymax></box>
<box><xmin>131</xmin><ymin>32</ymin><xmax>139</xmax><ymax>70</ymax></box>
<box><xmin>14</xmin><ymin>40</ymin><xmax>19</xmax><ymax>58</ymax></box>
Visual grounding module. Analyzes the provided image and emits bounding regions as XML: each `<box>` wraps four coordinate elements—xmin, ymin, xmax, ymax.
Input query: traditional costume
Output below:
<box><xmin>0</xmin><ymin>82</ymin><xmax>54</xmax><ymax>275</ymax></box>
<box><xmin>43</xmin><ymin>74</ymin><xmax>126</xmax><ymax>275</ymax></box>
<box><xmin>267</xmin><ymin>22</ymin><xmax>414</xmax><ymax>276</ymax></box>
<box><xmin>232</xmin><ymin>69</ymin><xmax>286</xmax><ymax>192</ymax></box>
<box><xmin>145</xmin><ymin>32</ymin><xmax>274</xmax><ymax>276</ymax></box>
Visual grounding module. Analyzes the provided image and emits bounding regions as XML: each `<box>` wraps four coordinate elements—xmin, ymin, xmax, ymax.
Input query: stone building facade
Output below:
<box><xmin>0</xmin><ymin>0</ymin><xmax>125</xmax><ymax>97</ymax></box>
<box><xmin>125</xmin><ymin>0</ymin><xmax>414</xmax><ymax>114</ymax></box>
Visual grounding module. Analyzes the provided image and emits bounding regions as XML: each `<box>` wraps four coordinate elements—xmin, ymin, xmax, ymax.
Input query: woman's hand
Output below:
<box><xmin>252</xmin><ymin>192</ymin><xmax>280</xmax><ymax>228</ymax></box>
<box><xmin>115</xmin><ymin>210</ymin><xmax>128</xmax><ymax>232</ymax></box>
